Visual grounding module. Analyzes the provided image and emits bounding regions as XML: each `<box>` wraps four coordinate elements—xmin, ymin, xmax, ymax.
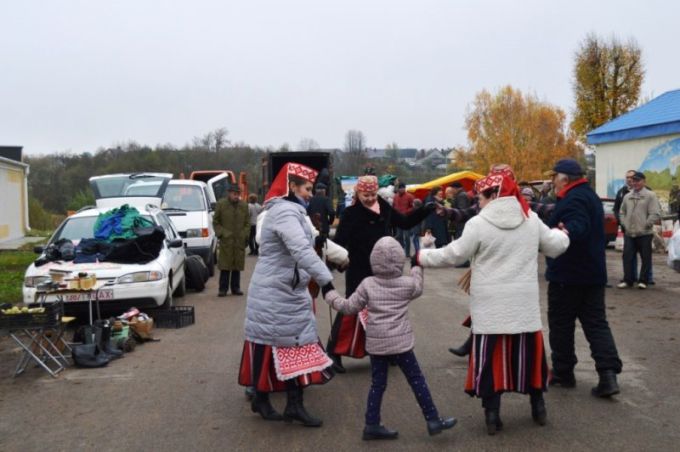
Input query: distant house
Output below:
<box><xmin>587</xmin><ymin>89</ymin><xmax>680</xmax><ymax>207</ymax></box>
<box><xmin>0</xmin><ymin>146</ymin><xmax>30</xmax><ymax>243</ymax></box>
<box><xmin>413</xmin><ymin>149</ymin><xmax>447</xmax><ymax>168</ymax></box>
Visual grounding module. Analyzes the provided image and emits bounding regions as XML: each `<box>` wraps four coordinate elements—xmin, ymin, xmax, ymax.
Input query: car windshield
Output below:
<box><xmin>91</xmin><ymin>174</ymin><xmax>169</xmax><ymax>198</ymax></box>
<box><xmin>162</xmin><ymin>186</ymin><xmax>205</xmax><ymax>211</ymax></box>
<box><xmin>52</xmin><ymin>215</ymin><xmax>154</xmax><ymax>242</ymax></box>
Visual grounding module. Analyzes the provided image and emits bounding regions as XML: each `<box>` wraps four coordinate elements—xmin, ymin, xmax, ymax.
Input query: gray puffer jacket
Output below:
<box><xmin>324</xmin><ymin>236</ymin><xmax>423</xmax><ymax>355</ymax></box>
<box><xmin>245</xmin><ymin>198</ymin><xmax>333</xmax><ymax>347</ymax></box>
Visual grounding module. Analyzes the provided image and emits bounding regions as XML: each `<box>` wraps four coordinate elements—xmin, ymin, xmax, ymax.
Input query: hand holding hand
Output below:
<box><xmin>321</xmin><ymin>282</ymin><xmax>335</xmax><ymax>297</ymax></box>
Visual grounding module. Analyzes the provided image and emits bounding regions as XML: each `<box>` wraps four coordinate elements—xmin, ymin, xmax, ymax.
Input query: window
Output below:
<box><xmin>162</xmin><ymin>186</ymin><xmax>206</xmax><ymax>211</ymax></box>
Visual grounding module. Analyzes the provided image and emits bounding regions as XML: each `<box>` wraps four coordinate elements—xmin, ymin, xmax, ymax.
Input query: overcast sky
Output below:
<box><xmin>2</xmin><ymin>0</ymin><xmax>678</xmax><ymax>155</ymax></box>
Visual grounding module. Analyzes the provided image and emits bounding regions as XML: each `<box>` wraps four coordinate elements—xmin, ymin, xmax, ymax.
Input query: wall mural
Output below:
<box><xmin>606</xmin><ymin>137</ymin><xmax>680</xmax><ymax>214</ymax></box>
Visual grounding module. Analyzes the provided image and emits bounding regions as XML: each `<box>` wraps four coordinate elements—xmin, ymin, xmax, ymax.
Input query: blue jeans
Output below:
<box><xmin>365</xmin><ymin>350</ymin><xmax>438</xmax><ymax>425</ymax></box>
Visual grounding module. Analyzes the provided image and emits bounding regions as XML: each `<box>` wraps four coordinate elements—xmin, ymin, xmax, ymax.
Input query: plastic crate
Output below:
<box><xmin>151</xmin><ymin>306</ymin><xmax>195</xmax><ymax>329</ymax></box>
<box><xmin>0</xmin><ymin>302</ymin><xmax>64</xmax><ymax>330</ymax></box>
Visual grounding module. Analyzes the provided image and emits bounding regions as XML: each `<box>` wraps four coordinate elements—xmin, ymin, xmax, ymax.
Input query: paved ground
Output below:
<box><xmin>1</xmin><ymin>249</ymin><xmax>679</xmax><ymax>451</ymax></box>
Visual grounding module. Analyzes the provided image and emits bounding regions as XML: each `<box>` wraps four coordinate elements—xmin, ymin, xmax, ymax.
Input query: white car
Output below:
<box><xmin>23</xmin><ymin>173</ymin><xmax>186</xmax><ymax>312</ymax></box>
<box><xmin>126</xmin><ymin>179</ymin><xmax>218</xmax><ymax>276</ymax></box>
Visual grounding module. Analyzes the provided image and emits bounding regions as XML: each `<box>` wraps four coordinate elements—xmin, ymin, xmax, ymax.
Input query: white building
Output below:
<box><xmin>0</xmin><ymin>146</ymin><xmax>30</xmax><ymax>243</ymax></box>
<box><xmin>588</xmin><ymin>89</ymin><xmax>680</xmax><ymax>209</ymax></box>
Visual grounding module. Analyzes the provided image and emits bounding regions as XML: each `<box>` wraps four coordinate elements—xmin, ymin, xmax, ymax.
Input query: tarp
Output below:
<box><xmin>407</xmin><ymin>170</ymin><xmax>484</xmax><ymax>201</ymax></box>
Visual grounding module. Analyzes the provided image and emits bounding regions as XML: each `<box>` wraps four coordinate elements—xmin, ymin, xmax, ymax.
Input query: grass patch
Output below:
<box><xmin>0</xmin><ymin>251</ymin><xmax>37</xmax><ymax>305</ymax></box>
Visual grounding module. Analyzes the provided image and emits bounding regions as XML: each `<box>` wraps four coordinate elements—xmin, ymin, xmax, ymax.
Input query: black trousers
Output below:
<box><xmin>219</xmin><ymin>270</ymin><xmax>241</xmax><ymax>292</ymax></box>
<box><xmin>623</xmin><ymin>234</ymin><xmax>652</xmax><ymax>284</ymax></box>
<box><xmin>547</xmin><ymin>283</ymin><xmax>622</xmax><ymax>376</ymax></box>
<box><xmin>248</xmin><ymin>225</ymin><xmax>258</xmax><ymax>255</ymax></box>
<box><xmin>482</xmin><ymin>390</ymin><xmax>542</xmax><ymax>411</ymax></box>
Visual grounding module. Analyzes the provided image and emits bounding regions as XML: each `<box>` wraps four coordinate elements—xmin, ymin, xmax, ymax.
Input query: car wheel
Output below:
<box><xmin>174</xmin><ymin>274</ymin><xmax>186</xmax><ymax>297</ymax></box>
<box><xmin>161</xmin><ymin>277</ymin><xmax>173</xmax><ymax>308</ymax></box>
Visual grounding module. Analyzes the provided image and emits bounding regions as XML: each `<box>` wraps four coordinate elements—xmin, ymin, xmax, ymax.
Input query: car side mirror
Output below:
<box><xmin>210</xmin><ymin>202</ymin><xmax>217</xmax><ymax>211</ymax></box>
<box><xmin>33</xmin><ymin>245</ymin><xmax>45</xmax><ymax>254</ymax></box>
<box><xmin>168</xmin><ymin>238</ymin><xmax>184</xmax><ymax>248</ymax></box>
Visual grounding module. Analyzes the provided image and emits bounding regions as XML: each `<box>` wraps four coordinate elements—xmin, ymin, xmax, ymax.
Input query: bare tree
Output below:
<box><xmin>297</xmin><ymin>137</ymin><xmax>320</xmax><ymax>151</ymax></box>
<box><xmin>213</xmin><ymin>127</ymin><xmax>230</xmax><ymax>152</ymax></box>
<box><xmin>343</xmin><ymin>130</ymin><xmax>367</xmax><ymax>175</ymax></box>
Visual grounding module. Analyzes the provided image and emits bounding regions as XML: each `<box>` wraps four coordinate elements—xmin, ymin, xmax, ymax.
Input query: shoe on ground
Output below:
<box><xmin>637</xmin><ymin>282</ymin><xmax>647</xmax><ymax>289</ymax></box>
<box><xmin>617</xmin><ymin>282</ymin><xmax>631</xmax><ymax>289</ymax></box>
<box><xmin>217</xmin><ymin>291</ymin><xmax>227</xmax><ymax>297</ymax></box>
<box><xmin>362</xmin><ymin>424</ymin><xmax>399</xmax><ymax>440</ymax></box>
<box><xmin>549</xmin><ymin>372</ymin><xmax>576</xmax><ymax>388</ymax></box>
<box><xmin>231</xmin><ymin>290</ymin><xmax>244</xmax><ymax>296</ymax></box>
<box><xmin>531</xmin><ymin>398</ymin><xmax>547</xmax><ymax>426</ymax></box>
<box><xmin>427</xmin><ymin>417</ymin><xmax>457</xmax><ymax>436</ymax></box>
<box><xmin>330</xmin><ymin>354</ymin><xmax>346</xmax><ymax>374</ymax></box>
<box><xmin>484</xmin><ymin>410</ymin><xmax>501</xmax><ymax>436</ymax></box>
<box><xmin>592</xmin><ymin>370</ymin><xmax>620</xmax><ymax>398</ymax></box>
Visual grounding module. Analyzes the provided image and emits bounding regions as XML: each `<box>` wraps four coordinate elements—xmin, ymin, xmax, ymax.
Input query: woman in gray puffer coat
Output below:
<box><xmin>322</xmin><ymin>236</ymin><xmax>456</xmax><ymax>441</ymax></box>
<box><xmin>239</xmin><ymin>162</ymin><xmax>343</xmax><ymax>427</ymax></box>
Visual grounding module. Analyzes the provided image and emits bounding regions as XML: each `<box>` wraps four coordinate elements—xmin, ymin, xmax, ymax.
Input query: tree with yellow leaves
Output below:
<box><xmin>454</xmin><ymin>86</ymin><xmax>582</xmax><ymax>180</ymax></box>
<box><xmin>571</xmin><ymin>34</ymin><xmax>644</xmax><ymax>139</ymax></box>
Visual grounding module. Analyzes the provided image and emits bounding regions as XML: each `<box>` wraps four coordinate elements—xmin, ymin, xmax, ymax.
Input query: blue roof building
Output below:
<box><xmin>587</xmin><ymin>89</ymin><xmax>680</xmax><ymax>206</ymax></box>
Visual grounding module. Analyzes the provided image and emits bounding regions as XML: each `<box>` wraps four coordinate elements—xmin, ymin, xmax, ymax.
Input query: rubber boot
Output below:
<box><xmin>283</xmin><ymin>387</ymin><xmax>322</xmax><ymax>427</ymax></box>
<box><xmin>448</xmin><ymin>335</ymin><xmax>472</xmax><ymax>357</ymax></box>
<box><xmin>591</xmin><ymin>370</ymin><xmax>620</xmax><ymax>398</ymax></box>
<box><xmin>250</xmin><ymin>392</ymin><xmax>283</xmax><ymax>421</ymax></box>
<box><xmin>72</xmin><ymin>343</ymin><xmax>110</xmax><ymax>368</ymax></box>
<box><xmin>96</xmin><ymin>321</ymin><xmax>123</xmax><ymax>359</ymax></box>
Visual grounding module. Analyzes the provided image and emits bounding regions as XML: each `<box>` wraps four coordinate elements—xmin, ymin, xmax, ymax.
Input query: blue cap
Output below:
<box><xmin>550</xmin><ymin>159</ymin><xmax>584</xmax><ymax>176</ymax></box>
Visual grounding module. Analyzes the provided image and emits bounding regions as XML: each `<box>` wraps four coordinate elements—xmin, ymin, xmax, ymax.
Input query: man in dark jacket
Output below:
<box><xmin>545</xmin><ymin>159</ymin><xmax>622</xmax><ymax>398</ymax></box>
<box><xmin>306</xmin><ymin>183</ymin><xmax>335</xmax><ymax>237</ymax></box>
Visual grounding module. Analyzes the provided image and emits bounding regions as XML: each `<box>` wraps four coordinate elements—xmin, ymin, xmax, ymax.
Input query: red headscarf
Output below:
<box><xmin>474</xmin><ymin>170</ymin><xmax>530</xmax><ymax>217</ymax></box>
<box><xmin>264</xmin><ymin>162</ymin><xmax>319</xmax><ymax>203</ymax></box>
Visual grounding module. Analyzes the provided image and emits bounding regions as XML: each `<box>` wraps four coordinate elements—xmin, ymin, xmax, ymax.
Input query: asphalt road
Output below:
<box><xmin>1</xmin><ymin>249</ymin><xmax>679</xmax><ymax>452</ymax></box>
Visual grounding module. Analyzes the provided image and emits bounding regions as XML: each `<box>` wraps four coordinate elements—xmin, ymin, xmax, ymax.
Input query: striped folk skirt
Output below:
<box><xmin>465</xmin><ymin>331</ymin><xmax>548</xmax><ymax>398</ymax></box>
<box><xmin>238</xmin><ymin>341</ymin><xmax>334</xmax><ymax>393</ymax></box>
<box><xmin>330</xmin><ymin>312</ymin><xmax>368</xmax><ymax>358</ymax></box>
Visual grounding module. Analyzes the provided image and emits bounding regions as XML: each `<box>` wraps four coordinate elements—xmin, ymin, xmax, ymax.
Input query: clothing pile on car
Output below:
<box><xmin>35</xmin><ymin>204</ymin><xmax>166</xmax><ymax>267</ymax></box>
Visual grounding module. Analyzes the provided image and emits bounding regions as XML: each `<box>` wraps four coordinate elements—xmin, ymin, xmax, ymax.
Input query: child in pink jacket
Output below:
<box><xmin>322</xmin><ymin>236</ymin><xmax>456</xmax><ymax>440</ymax></box>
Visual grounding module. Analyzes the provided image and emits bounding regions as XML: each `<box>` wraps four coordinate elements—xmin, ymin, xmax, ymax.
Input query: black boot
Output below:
<box><xmin>426</xmin><ymin>417</ymin><xmax>457</xmax><ymax>436</ymax></box>
<box><xmin>95</xmin><ymin>321</ymin><xmax>123</xmax><ymax>360</ymax></box>
<box><xmin>484</xmin><ymin>410</ymin><xmax>502</xmax><ymax>436</ymax></box>
<box><xmin>283</xmin><ymin>387</ymin><xmax>322</xmax><ymax>427</ymax></box>
<box><xmin>330</xmin><ymin>354</ymin><xmax>346</xmax><ymax>373</ymax></box>
<box><xmin>251</xmin><ymin>392</ymin><xmax>283</xmax><ymax>421</ymax></box>
<box><xmin>591</xmin><ymin>370</ymin><xmax>620</xmax><ymax>398</ymax></box>
<box><xmin>448</xmin><ymin>335</ymin><xmax>472</xmax><ymax>357</ymax></box>
<box><xmin>362</xmin><ymin>424</ymin><xmax>399</xmax><ymax>440</ymax></box>
<box><xmin>530</xmin><ymin>394</ymin><xmax>547</xmax><ymax>426</ymax></box>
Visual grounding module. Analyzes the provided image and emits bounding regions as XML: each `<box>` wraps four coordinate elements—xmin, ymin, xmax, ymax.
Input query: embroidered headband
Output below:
<box><xmin>355</xmin><ymin>175</ymin><xmax>379</xmax><ymax>193</ymax></box>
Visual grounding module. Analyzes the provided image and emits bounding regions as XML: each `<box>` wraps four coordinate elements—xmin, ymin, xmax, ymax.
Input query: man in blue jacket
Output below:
<box><xmin>545</xmin><ymin>159</ymin><xmax>622</xmax><ymax>398</ymax></box>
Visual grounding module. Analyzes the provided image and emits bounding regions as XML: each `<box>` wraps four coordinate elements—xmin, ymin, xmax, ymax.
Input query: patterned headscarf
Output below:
<box><xmin>355</xmin><ymin>175</ymin><xmax>379</xmax><ymax>193</ymax></box>
<box><xmin>264</xmin><ymin>162</ymin><xmax>319</xmax><ymax>203</ymax></box>
<box><xmin>474</xmin><ymin>168</ymin><xmax>530</xmax><ymax>216</ymax></box>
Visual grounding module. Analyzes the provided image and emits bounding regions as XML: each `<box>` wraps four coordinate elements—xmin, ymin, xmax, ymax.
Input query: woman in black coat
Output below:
<box><xmin>327</xmin><ymin>175</ymin><xmax>434</xmax><ymax>372</ymax></box>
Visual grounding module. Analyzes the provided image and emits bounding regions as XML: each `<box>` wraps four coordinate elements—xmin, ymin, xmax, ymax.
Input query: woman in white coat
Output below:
<box><xmin>416</xmin><ymin>169</ymin><xmax>569</xmax><ymax>435</ymax></box>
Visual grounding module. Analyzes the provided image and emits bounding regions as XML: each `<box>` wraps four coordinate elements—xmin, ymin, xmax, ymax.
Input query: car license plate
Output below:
<box><xmin>45</xmin><ymin>289</ymin><xmax>114</xmax><ymax>303</ymax></box>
